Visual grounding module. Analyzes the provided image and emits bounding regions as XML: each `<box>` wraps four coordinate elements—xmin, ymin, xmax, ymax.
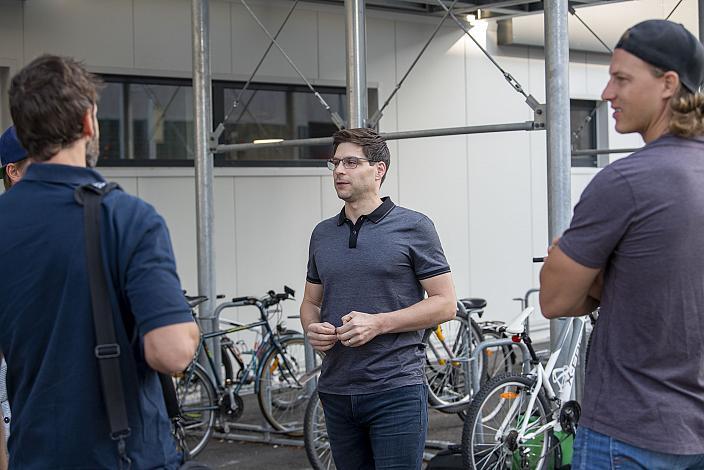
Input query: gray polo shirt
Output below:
<box><xmin>307</xmin><ymin>197</ymin><xmax>451</xmax><ymax>395</ymax></box>
<box><xmin>560</xmin><ymin>134</ymin><xmax>704</xmax><ymax>454</ymax></box>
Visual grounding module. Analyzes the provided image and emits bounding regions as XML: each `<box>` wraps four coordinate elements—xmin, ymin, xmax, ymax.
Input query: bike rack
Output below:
<box><xmin>204</xmin><ymin>300</ymin><xmax>307</xmax><ymax>447</ymax></box>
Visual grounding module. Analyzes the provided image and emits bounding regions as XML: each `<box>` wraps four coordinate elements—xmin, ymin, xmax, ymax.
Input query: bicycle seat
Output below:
<box><xmin>185</xmin><ymin>295</ymin><xmax>208</xmax><ymax>308</ymax></box>
<box><xmin>460</xmin><ymin>298</ymin><xmax>487</xmax><ymax>310</ymax></box>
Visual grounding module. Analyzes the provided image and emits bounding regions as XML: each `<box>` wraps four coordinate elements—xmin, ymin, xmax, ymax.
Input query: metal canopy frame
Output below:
<box><xmin>298</xmin><ymin>0</ymin><xmax>627</xmax><ymax>21</ymax></box>
<box><xmin>191</xmin><ymin>0</ymin><xmax>574</xmax><ymax>405</ymax></box>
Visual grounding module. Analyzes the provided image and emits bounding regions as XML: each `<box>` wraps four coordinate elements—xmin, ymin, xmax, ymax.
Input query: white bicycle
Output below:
<box><xmin>461</xmin><ymin>306</ymin><xmax>596</xmax><ymax>470</ymax></box>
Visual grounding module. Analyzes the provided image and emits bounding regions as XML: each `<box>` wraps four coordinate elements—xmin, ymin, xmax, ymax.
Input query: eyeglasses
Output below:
<box><xmin>327</xmin><ymin>156</ymin><xmax>373</xmax><ymax>170</ymax></box>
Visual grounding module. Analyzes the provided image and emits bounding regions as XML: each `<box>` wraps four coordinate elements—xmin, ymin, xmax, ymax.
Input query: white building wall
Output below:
<box><xmin>0</xmin><ymin>0</ymin><xmax>687</xmax><ymax>336</ymax></box>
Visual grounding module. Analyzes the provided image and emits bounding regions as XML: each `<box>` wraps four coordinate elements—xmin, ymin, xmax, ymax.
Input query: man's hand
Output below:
<box><xmin>336</xmin><ymin>311</ymin><xmax>383</xmax><ymax>347</ymax></box>
<box><xmin>306</xmin><ymin>322</ymin><xmax>338</xmax><ymax>352</ymax></box>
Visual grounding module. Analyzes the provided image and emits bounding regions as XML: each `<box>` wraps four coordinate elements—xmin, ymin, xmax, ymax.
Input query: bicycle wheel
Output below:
<box><xmin>304</xmin><ymin>391</ymin><xmax>337</xmax><ymax>470</ymax></box>
<box><xmin>173</xmin><ymin>362</ymin><xmax>217</xmax><ymax>459</ymax></box>
<box><xmin>425</xmin><ymin>314</ymin><xmax>483</xmax><ymax>413</ymax></box>
<box><xmin>257</xmin><ymin>335</ymin><xmax>319</xmax><ymax>436</ymax></box>
<box><xmin>462</xmin><ymin>373</ymin><xmax>552</xmax><ymax>470</ymax></box>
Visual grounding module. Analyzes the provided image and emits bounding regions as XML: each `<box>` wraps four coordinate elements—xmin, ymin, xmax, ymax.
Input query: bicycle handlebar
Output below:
<box><xmin>230</xmin><ymin>285</ymin><xmax>296</xmax><ymax>308</ymax></box>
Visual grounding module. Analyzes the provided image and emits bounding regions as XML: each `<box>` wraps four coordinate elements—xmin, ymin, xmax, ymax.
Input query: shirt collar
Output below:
<box><xmin>21</xmin><ymin>163</ymin><xmax>105</xmax><ymax>186</ymax></box>
<box><xmin>337</xmin><ymin>197</ymin><xmax>396</xmax><ymax>226</ymax></box>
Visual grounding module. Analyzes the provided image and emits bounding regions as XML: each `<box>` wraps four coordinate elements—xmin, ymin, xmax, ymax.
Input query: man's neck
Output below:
<box><xmin>45</xmin><ymin>141</ymin><xmax>87</xmax><ymax>168</ymax></box>
<box><xmin>344</xmin><ymin>194</ymin><xmax>384</xmax><ymax>224</ymax></box>
<box><xmin>642</xmin><ymin>110</ymin><xmax>672</xmax><ymax>143</ymax></box>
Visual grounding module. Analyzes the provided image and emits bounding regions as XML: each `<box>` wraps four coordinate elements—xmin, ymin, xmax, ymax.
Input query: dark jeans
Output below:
<box><xmin>573</xmin><ymin>425</ymin><xmax>704</xmax><ymax>470</ymax></box>
<box><xmin>318</xmin><ymin>384</ymin><xmax>428</xmax><ymax>470</ymax></box>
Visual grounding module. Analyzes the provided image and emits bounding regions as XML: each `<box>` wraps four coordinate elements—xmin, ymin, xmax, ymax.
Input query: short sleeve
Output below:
<box><xmin>122</xmin><ymin>208</ymin><xmax>194</xmax><ymax>337</ymax></box>
<box><xmin>559</xmin><ymin>165</ymin><xmax>637</xmax><ymax>269</ymax></box>
<box><xmin>410</xmin><ymin>215</ymin><xmax>451</xmax><ymax>280</ymax></box>
<box><xmin>306</xmin><ymin>231</ymin><xmax>321</xmax><ymax>284</ymax></box>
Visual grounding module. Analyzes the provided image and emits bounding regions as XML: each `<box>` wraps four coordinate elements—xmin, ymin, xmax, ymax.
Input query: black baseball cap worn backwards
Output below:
<box><xmin>616</xmin><ymin>19</ymin><xmax>704</xmax><ymax>93</ymax></box>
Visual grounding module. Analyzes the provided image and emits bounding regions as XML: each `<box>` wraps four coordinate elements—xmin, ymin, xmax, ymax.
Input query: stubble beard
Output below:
<box><xmin>85</xmin><ymin>134</ymin><xmax>100</xmax><ymax>168</ymax></box>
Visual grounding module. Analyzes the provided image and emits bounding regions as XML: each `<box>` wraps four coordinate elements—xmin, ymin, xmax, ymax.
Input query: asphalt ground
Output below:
<box><xmin>192</xmin><ymin>393</ymin><xmax>465</xmax><ymax>470</ymax></box>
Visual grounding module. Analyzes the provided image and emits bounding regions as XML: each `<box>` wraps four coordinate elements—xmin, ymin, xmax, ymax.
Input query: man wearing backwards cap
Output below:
<box><xmin>541</xmin><ymin>20</ymin><xmax>704</xmax><ymax>467</ymax></box>
<box><xmin>0</xmin><ymin>126</ymin><xmax>30</xmax><ymax>191</ymax></box>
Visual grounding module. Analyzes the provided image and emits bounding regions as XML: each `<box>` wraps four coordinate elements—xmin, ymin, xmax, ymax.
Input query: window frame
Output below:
<box><xmin>96</xmin><ymin>74</ymin><xmax>361</xmax><ymax>168</ymax></box>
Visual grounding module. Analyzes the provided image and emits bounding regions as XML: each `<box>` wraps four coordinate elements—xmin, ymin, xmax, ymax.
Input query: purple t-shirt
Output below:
<box><xmin>560</xmin><ymin>134</ymin><xmax>704</xmax><ymax>454</ymax></box>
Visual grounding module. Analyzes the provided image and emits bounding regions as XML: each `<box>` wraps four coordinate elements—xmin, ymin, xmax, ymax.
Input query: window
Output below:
<box><xmin>570</xmin><ymin>99</ymin><xmax>605</xmax><ymax>168</ymax></box>
<box><xmin>98</xmin><ymin>76</ymin><xmax>194</xmax><ymax>163</ymax></box>
<box><xmin>97</xmin><ymin>75</ymin><xmax>378</xmax><ymax>166</ymax></box>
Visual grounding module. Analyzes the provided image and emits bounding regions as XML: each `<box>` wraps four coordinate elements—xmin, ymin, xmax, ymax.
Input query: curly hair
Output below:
<box><xmin>650</xmin><ymin>66</ymin><xmax>704</xmax><ymax>138</ymax></box>
<box><xmin>9</xmin><ymin>55</ymin><xmax>103</xmax><ymax>162</ymax></box>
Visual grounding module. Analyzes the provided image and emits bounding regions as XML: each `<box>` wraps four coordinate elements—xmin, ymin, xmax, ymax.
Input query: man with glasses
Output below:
<box><xmin>300</xmin><ymin>127</ymin><xmax>457</xmax><ymax>470</ymax></box>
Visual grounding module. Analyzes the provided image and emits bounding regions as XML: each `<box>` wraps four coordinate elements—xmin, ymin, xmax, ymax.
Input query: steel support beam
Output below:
<box><xmin>571</xmin><ymin>147</ymin><xmax>640</xmax><ymax>156</ymax></box>
<box><xmin>214</xmin><ymin>121</ymin><xmax>538</xmax><ymax>153</ymax></box>
<box><xmin>543</xmin><ymin>0</ymin><xmax>573</xmax><ymax>389</ymax></box>
<box><xmin>700</xmin><ymin>0</ymin><xmax>704</xmax><ymax>43</ymax></box>
<box><xmin>191</xmin><ymin>0</ymin><xmax>219</xmax><ymax>380</ymax></box>
<box><xmin>345</xmin><ymin>0</ymin><xmax>368</xmax><ymax>127</ymax></box>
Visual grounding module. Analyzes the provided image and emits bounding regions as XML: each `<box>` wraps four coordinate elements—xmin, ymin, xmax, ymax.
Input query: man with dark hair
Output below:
<box><xmin>540</xmin><ymin>20</ymin><xmax>704</xmax><ymax>467</ymax></box>
<box><xmin>300</xmin><ymin>127</ymin><xmax>457</xmax><ymax>469</ymax></box>
<box><xmin>0</xmin><ymin>126</ymin><xmax>30</xmax><ymax>190</ymax></box>
<box><xmin>0</xmin><ymin>54</ymin><xmax>199</xmax><ymax>468</ymax></box>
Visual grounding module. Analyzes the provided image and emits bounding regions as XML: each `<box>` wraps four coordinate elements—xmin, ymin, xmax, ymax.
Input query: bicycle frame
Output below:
<box><xmin>191</xmin><ymin>297</ymin><xmax>303</xmax><ymax>396</ymax></box>
<box><xmin>517</xmin><ymin>315</ymin><xmax>588</xmax><ymax>442</ymax></box>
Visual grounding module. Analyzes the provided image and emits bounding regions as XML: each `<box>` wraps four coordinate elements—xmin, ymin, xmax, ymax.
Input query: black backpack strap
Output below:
<box><xmin>76</xmin><ymin>182</ymin><xmax>132</xmax><ymax>470</ymax></box>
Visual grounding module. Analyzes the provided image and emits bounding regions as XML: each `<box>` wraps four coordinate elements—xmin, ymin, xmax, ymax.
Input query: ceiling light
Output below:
<box><xmin>252</xmin><ymin>138</ymin><xmax>284</xmax><ymax>144</ymax></box>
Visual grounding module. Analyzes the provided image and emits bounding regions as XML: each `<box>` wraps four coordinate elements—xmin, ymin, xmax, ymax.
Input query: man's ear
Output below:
<box><xmin>376</xmin><ymin>161</ymin><xmax>387</xmax><ymax>182</ymax></box>
<box><xmin>82</xmin><ymin>106</ymin><xmax>97</xmax><ymax>138</ymax></box>
<box><xmin>662</xmin><ymin>71</ymin><xmax>681</xmax><ymax>99</ymax></box>
<box><xmin>6</xmin><ymin>164</ymin><xmax>20</xmax><ymax>184</ymax></box>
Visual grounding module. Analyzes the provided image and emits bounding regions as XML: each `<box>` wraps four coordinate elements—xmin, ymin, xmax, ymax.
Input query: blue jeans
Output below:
<box><xmin>573</xmin><ymin>426</ymin><xmax>704</xmax><ymax>470</ymax></box>
<box><xmin>318</xmin><ymin>384</ymin><xmax>428</xmax><ymax>470</ymax></box>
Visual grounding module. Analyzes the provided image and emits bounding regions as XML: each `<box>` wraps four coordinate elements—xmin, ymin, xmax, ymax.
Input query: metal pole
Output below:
<box><xmin>191</xmin><ymin>0</ymin><xmax>219</xmax><ymax>380</ymax></box>
<box><xmin>699</xmin><ymin>0</ymin><xmax>704</xmax><ymax>43</ymax></box>
<box><xmin>544</xmin><ymin>0</ymin><xmax>577</xmax><ymax>397</ymax></box>
<box><xmin>214</xmin><ymin>120</ymin><xmax>538</xmax><ymax>153</ymax></box>
<box><xmin>571</xmin><ymin>147</ymin><xmax>640</xmax><ymax>156</ymax></box>
<box><xmin>345</xmin><ymin>0</ymin><xmax>368</xmax><ymax>128</ymax></box>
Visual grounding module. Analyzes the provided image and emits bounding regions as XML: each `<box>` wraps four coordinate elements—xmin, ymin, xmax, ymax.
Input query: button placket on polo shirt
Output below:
<box><xmin>346</xmin><ymin>216</ymin><xmax>366</xmax><ymax>248</ymax></box>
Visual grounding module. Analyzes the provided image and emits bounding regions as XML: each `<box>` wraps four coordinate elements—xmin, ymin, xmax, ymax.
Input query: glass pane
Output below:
<box><xmin>218</xmin><ymin>86</ymin><xmax>348</xmax><ymax>162</ymax></box>
<box><xmin>130</xmin><ymin>83</ymin><xmax>194</xmax><ymax>160</ymax></box>
<box><xmin>570</xmin><ymin>99</ymin><xmax>598</xmax><ymax>168</ymax></box>
<box><xmin>97</xmin><ymin>82</ymin><xmax>124</xmax><ymax>161</ymax></box>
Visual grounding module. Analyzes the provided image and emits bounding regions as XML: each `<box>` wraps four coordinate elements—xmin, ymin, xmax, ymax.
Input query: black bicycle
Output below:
<box><xmin>173</xmin><ymin>287</ymin><xmax>322</xmax><ymax>458</ymax></box>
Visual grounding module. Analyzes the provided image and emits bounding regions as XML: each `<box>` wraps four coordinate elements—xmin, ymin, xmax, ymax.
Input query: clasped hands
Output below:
<box><xmin>306</xmin><ymin>311</ymin><xmax>381</xmax><ymax>352</ymax></box>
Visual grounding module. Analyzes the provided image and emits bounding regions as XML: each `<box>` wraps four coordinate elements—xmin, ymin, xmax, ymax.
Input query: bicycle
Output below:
<box><xmin>173</xmin><ymin>286</ymin><xmax>322</xmax><ymax>459</ymax></box>
<box><xmin>461</xmin><ymin>306</ymin><xmax>596</xmax><ymax>470</ymax></box>
<box><xmin>425</xmin><ymin>298</ymin><xmax>486</xmax><ymax>413</ymax></box>
<box><xmin>303</xmin><ymin>298</ymin><xmax>488</xmax><ymax>470</ymax></box>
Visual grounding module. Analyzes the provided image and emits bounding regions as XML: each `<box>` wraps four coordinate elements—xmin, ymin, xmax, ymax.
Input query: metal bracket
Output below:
<box><xmin>527</xmin><ymin>95</ymin><xmax>546</xmax><ymax>129</ymax></box>
<box><xmin>330</xmin><ymin>112</ymin><xmax>346</xmax><ymax>130</ymax></box>
<box><xmin>209</xmin><ymin>123</ymin><xmax>225</xmax><ymax>153</ymax></box>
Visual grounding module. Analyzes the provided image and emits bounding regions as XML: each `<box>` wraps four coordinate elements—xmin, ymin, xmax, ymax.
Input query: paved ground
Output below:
<box><xmin>193</xmin><ymin>394</ymin><xmax>465</xmax><ymax>470</ymax></box>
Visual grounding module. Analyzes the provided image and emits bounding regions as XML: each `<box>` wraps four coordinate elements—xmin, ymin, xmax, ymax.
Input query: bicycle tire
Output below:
<box><xmin>173</xmin><ymin>362</ymin><xmax>218</xmax><ymax>459</ymax></box>
<box><xmin>462</xmin><ymin>372</ymin><xmax>552</xmax><ymax>470</ymax></box>
<box><xmin>257</xmin><ymin>335</ymin><xmax>319</xmax><ymax>436</ymax></box>
<box><xmin>425</xmin><ymin>314</ymin><xmax>483</xmax><ymax>413</ymax></box>
<box><xmin>304</xmin><ymin>390</ymin><xmax>337</xmax><ymax>470</ymax></box>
